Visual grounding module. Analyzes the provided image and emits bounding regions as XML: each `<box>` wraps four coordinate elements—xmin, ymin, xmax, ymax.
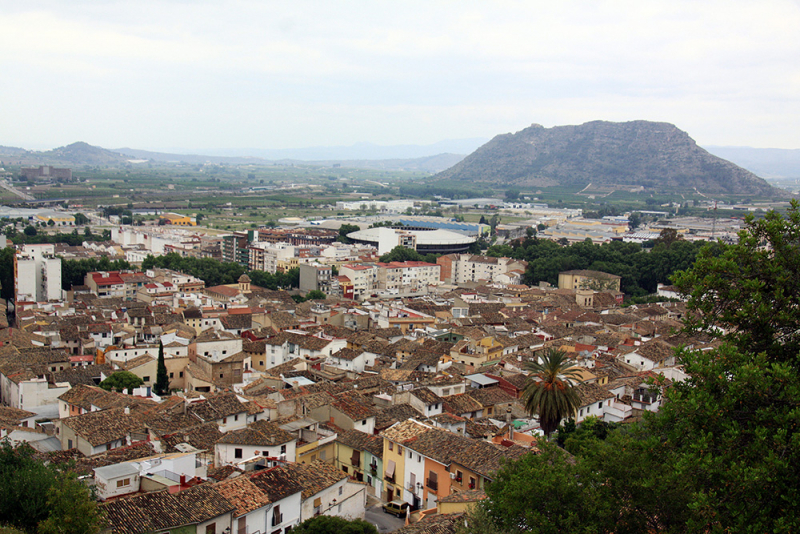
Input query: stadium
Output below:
<box><xmin>346</xmin><ymin>226</ymin><xmax>476</xmax><ymax>255</ymax></box>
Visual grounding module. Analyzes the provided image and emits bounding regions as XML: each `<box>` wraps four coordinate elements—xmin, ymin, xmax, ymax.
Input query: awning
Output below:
<box><xmin>385</xmin><ymin>459</ymin><xmax>396</xmax><ymax>477</ymax></box>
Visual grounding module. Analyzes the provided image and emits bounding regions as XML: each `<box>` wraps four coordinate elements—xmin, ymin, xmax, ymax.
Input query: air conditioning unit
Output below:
<box><xmin>450</xmin><ymin>472</ymin><xmax>456</xmax><ymax>479</ymax></box>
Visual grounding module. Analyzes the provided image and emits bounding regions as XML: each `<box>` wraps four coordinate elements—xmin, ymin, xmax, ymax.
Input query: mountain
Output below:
<box><xmin>113</xmin><ymin>148</ymin><xmax>465</xmax><ymax>173</ymax></box>
<box><xmin>434</xmin><ymin>121</ymin><xmax>781</xmax><ymax>196</ymax></box>
<box><xmin>194</xmin><ymin>138</ymin><xmax>487</xmax><ymax>161</ymax></box>
<box><xmin>40</xmin><ymin>142</ymin><xmax>129</xmax><ymax>165</ymax></box>
<box><xmin>703</xmin><ymin>146</ymin><xmax>800</xmax><ymax>179</ymax></box>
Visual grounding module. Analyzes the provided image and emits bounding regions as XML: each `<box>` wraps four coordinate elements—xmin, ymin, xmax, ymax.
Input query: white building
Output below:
<box><xmin>14</xmin><ymin>244</ymin><xmax>62</xmax><ymax>302</ymax></box>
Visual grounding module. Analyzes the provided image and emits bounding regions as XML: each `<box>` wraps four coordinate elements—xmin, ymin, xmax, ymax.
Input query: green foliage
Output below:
<box><xmin>61</xmin><ymin>257</ymin><xmax>131</xmax><ymax>290</ymax></box>
<box><xmin>23</xmin><ymin>226</ymin><xmax>36</xmax><ymax>236</ymax></box>
<box><xmin>141</xmin><ymin>253</ymin><xmax>300</xmax><ymax>290</ymax></box>
<box><xmin>674</xmin><ymin>200</ymin><xmax>800</xmax><ymax>362</ymax></box>
<box><xmin>337</xmin><ymin>223</ymin><xmax>361</xmax><ymax>243</ymax></box>
<box><xmin>0</xmin><ymin>443</ymin><xmax>103</xmax><ymax>534</ymax></box>
<box><xmin>378</xmin><ymin>245</ymin><xmax>439</xmax><ymax>264</ymax></box>
<box><xmin>293</xmin><ymin>515</ymin><xmax>378</xmax><ymax>534</ymax></box>
<box><xmin>73</xmin><ymin>213</ymin><xmax>89</xmax><ymax>225</ymax></box>
<box><xmin>472</xmin><ymin>203</ymin><xmax>800</xmax><ymax>533</ymax></box>
<box><xmin>521</xmin><ymin>349</ymin><xmax>582</xmax><ymax>437</ymax></box>
<box><xmin>99</xmin><ymin>371</ymin><xmax>143</xmax><ymax>392</ymax></box>
<box><xmin>154</xmin><ymin>342</ymin><xmax>169</xmax><ymax>396</ymax></box>
<box><xmin>306</xmin><ymin>289</ymin><xmax>326</xmax><ymax>300</ymax></box>
<box><xmin>483</xmin><ymin>237</ymin><xmax>705</xmax><ymax>296</ymax></box>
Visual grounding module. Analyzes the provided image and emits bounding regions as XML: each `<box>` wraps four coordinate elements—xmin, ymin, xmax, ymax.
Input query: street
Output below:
<box><xmin>365</xmin><ymin>504</ymin><xmax>407</xmax><ymax>533</ymax></box>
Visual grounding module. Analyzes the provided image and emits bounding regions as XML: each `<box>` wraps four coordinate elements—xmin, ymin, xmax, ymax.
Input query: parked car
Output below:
<box><xmin>382</xmin><ymin>500</ymin><xmax>410</xmax><ymax>517</ymax></box>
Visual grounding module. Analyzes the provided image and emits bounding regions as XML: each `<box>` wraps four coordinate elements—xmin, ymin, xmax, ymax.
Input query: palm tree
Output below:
<box><xmin>522</xmin><ymin>348</ymin><xmax>583</xmax><ymax>438</ymax></box>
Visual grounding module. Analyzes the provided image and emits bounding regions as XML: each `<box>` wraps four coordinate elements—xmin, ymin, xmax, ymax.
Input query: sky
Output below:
<box><xmin>2</xmin><ymin>1</ymin><xmax>799</xmax><ymax>152</ymax></box>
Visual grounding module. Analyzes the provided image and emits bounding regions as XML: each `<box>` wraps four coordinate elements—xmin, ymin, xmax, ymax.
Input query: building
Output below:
<box><xmin>159</xmin><ymin>213</ymin><xmax>196</xmax><ymax>226</ymax></box>
<box><xmin>375</xmin><ymin>261</ymin><xmax>440</xmax><ymax>295</ymax></box>
<box><xmin>339</xmin><ymin>264</ymin><xmax>378</xmax><ymax>300</ymax></box>
<box><xmin>222</xmin><ymin>231</ymin><xmax>256</xmax><ymax>266</ymax></box>
<box><xmin>14</xmin><ymin>244</ymin><xmax>62</xmax><ymax>303</ymax></box>
<box><xmin>558</xmin><ymin>270</ymin><xmax>622</xmax><ymax>292</ymax></box>
<box><xmin>21</xmin><ymin>165</ymin><xmax>72</xmax><ymax>181</ymax></box>
<box><xmin>299</xmin><ymin>263</ymin><xmax>333</xmax><ymax>294</ymax></box>
<box><xmin>347</xmin><ymin>227</ymin><xmax>476</xmax><ymax>255</ymax></box>
<box><xmin>437</xmin><ymin>254</ymin><xmax>528</xmax><ymax>284</ymax></box>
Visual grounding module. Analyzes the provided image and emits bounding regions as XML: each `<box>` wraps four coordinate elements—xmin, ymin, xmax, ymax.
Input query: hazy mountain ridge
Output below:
<box><xmin>0</xmin><ymin>141</ymin><xmax>469</xmax><ymax>173</ymax></box>
<box><xmin>703</xmin><ymin>146</ymin><xmax>800</xmax><ymax>179</ymax></box>
<box><xmin>434</xmin><ymin>121</ymin><xmax>781</xmax><ymax>196</ymax></box>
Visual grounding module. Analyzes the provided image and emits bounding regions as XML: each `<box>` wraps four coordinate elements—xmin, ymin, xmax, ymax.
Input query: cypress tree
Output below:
<box><xmin>154</xmin><ymin>341</ymin><xmax>169</xmax><ymax>396</ymax></box>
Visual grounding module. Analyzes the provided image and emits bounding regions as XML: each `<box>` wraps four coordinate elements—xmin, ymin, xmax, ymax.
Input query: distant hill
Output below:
<box><xmin>434</xmin><ymin>121</ymin><xmax>782</xmax><ymax>197</ymax></box>
<box><xmin>704</xmin><ymin>146</ymin><xmax>800</xmax><ymax>179</ymax></box>
<box><xmin>40</xmin><ymin>142</ymin><xmax>129</xmax><ymax>165</ymax></box>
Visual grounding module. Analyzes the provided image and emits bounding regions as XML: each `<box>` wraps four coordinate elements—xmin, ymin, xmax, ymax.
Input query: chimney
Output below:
<box><xmin>180</xmin><ymin>474</ymin><xmax>186</xmax><ymax>485</ymax></box>
<box><xmin>124</xmin><ymin>406</ymin><xmax>130</xmax><ymax>415</ymax></box>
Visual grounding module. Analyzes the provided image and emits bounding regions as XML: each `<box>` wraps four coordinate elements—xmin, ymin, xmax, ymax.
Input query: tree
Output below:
<box><xmin>73</xmin><ymin>213</ymin><xmax>89</xmax><ymax>225</ymax></box>
<box><xmin>293</xmin><ymin>515</ymin><xmax>377</xmax><ymax>534</ymax></box>
<box><xmin>655</xmin><ymin>227</ymin><xmax>681</xmax><ymax>247</ymax></box>
<box><xmin>674</xmin><ymin>200</ymin><xmax>800</xmax><ymax>362</ymax></box>
<box><xmin>23</xmin><ymin>225</ymin><xmax>36</xmax><ymax>236</ymax></box>
<box><xmin>99</xmin><ymin>371</ymin><xmax>143</xmax><ymax>392</ymax></box>
<box><xmin>505</xmin><ymin>188</ymin><xmax>520</xmax><ymax>200</ymax></box>
<box><xmin>305</xmin><ymin>290</ymin><xmax>326</xmax><ymax>300</ymax></box>
<box><xmin>337</xmin><ymin>223</ymin><xmax>360</xmax><ymax>244</ymax></box>
<box><xmin>522</xmin><ymin>349</ymin><xmax>583</xmax><ymax>437</ymax></box>
<box><xmin>0</xmin><ymin>443</ymin><xmax>103</xmax><ymax>534</ymax></box>
<box><xmin>154</xmin><ymin>342</ymin><xmax>169</xmax><ymax>396</ymax></box>
<box><xmin>628</xmin><ymin>212</ymin><xmax>642</xmax><ymax>230</ymax></box>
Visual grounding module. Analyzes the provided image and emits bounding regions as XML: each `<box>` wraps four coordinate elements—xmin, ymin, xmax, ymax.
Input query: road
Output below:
<box><xmin>365</xmin><ymin>504</ymin><xmax>406</xmax><ymax>533</ymax></box>
<box><xmin>0</xmin><ymin>180</ymin><xmax>36</xmax><ymax>201</ymax></box>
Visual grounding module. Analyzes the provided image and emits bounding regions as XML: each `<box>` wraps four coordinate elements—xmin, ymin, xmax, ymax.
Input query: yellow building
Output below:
<box><xmin>160</xmin><ymin>213</ymin><xmax>196</xmax><ymax>226</ymax></box>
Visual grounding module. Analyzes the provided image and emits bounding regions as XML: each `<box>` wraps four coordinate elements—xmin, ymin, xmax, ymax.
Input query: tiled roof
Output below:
<box><xmin>279</xmin><ymin>460</ymin><xmax>346</xmax><ymax>500</ymax></box>
<box><xmin>190</xmin><ymin>392</ymin><xmax>248</xmax><ymax>421</ymax></box>
<box><xmin>249</xmin><ymin>464</ymin><xmax>305</xmax><ymax>502</ymax></box>
<box><xmin>331</xmin><ymin>393</ymin><xmax>377</xmax><ymax>420</ymax></box>
<box><xmin>375</xmin><ymin>404</ymin><xmax>423</xmax><ymax>432</ymax></box>
<box><xmin>466</xmin><ymin>387</ymin><xmax>515</xmax><ymax>407</ymax></box>
<box><xmin>443</xmin><ymin>393</ymin><xmax>484</xmax><ymax>415</ymax></box>
<box><xmin>214</xmin><ymin>476</ymin><xmax>272</xmax><ymax>517</ymax></box>
<box><xmin>216</xmin><ymin>419</ymin><xmax>294</xmax><ymax>447</ymax></box>
<box><xmin>381</xmin><ymin>418</ymin><xmax>430</xmax><ymax>443</ymax></box>
<box><xmin>576</xmin><ymin>383</ymin><xmax>616</xmax><ymax>407</ymax></box>
<box><xmin>161</xmin><ymin>421</ymin><xmax>224</xmax><ymax>453</ymax></box>
<box><xmin>394</xmin><ymin>513</ymin><xmax>465</xmax><ymax>534</ymax></box>
<box><xmin>335</xmin><ymin>428</ymin><xmax>384</xmax><ymax>458</ymax></box>
<box><xmin>61</xmin><ymin>408</ymin><xmax>144</xmax><ymax>447</ymax></box>
<box><xmin>102</xmin><ymin>485</ymin><xmax>235</xmax><ymax>534</ymax></box>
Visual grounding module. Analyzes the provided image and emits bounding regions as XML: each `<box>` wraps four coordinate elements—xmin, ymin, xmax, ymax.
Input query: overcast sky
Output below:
<box><xmin>2</xmin><ymin>1</ymin><xmax>799</xmax><ymax>152</ymax></box>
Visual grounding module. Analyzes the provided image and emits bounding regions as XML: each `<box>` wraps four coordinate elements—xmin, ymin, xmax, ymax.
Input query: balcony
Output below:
<box><xmin>271</xmin><ymin>514</ymin><xmax>283</xmax><ymax>526</ymax></box>
<box><xmin>385</xmin><ymin>474</ymin><xmax>395</xmax><ymax>484</ymax></box>
<box><xmin>370</xmin><ymin>465</ymin><xmax>378</xmax><ymax>476</ymax></box>
<box><xmin>427</xmin><ymin>479</ymin><xmax>438</xmax><ymax>491</ymax></box>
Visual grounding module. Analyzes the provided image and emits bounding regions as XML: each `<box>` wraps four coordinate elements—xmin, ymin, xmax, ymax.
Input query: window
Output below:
<box><xmin>598</xmin><ymin>402</ymin><xmax>602</xmax><ymax>409</ymax></box>
<box><xmin>142</xmin><ymin>376</ymin><xmax>150</xmax><ymax>382</ymax></box>
<box><xmin>237</xmin><ymin>517</ymin><xmax>246</xmax><ymax>534</ymax></box>
<box><xmin>339</xmin><ymin>486</ymin><xmax>343</xmax><ymax>496</ymax></box>
<box><xmin>179</xmin><ymin>371</ymin><xmax>184</xmax><ymax>378</ymax></box>
<box><xmin>388</xmin><ymin>442</ymin><xmax>393</xmax><ymax>451</ymax></box>
<box><xmin>409</xmin><ymin>451</ymin><xmax>412</xmax><ymax>459</ymax></box>
<box><xmin>417</xmin><ymin>454</ymin><xmax>421</xmax><ymax>462</ymax></box>
<box><xmin>234</xmin><ymin>414</ymin><xmax>238</xmax><ymax>421</ymax></box>
<box><xmin>397</xmin><ymin>446</ymin><xmax>403</xmax><ymax>454</ymax></box>
<box><xmin>234</xmin><ymin>448</ymin><xmax>243</xmax><ymax>459</ymax></box>
<box><xmin>319</xmin><ymin>450</ymin><xmax>326</xmax><ymax>460</ymax></box>
<box><xmin>223</xmin><ymin>417</ymin><xmax>227</xmax><ymax>424</ymax></box>
<box><xmin>342</xmin><ymin>466</ymin><xmax>348</xmax><ymax>473</ymax></box>
<box><xmin>280</xmin><ymin>444</ymin><xmax>287</xmax><ymax>454</ymax></box>
<box><xmin>169</xmin><ymin>372</ymin><xmax>174</xmax><ymax>379</ymax></box>
<box><xmin>116</xmin><ymin>478</ymin><xmax>131</xmax><ymax>488</ymax></box>
<box><xmin>206</xmin><ymin>524</ymin><xmax>215</xmax><ymax>534</ymax></box>
<box><xmin>361</xmin><ymin>419</ymin><xmax>367</xmax><ymax>425</ymax></box>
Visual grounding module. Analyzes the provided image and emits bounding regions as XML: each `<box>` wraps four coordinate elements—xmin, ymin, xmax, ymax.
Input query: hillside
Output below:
<box><xmin>40</xmin><ymin>142</ymin><xmax>129</xmax><ymax>165</ymax></box>
<box><xmin>434</xmin><ymin>121</ymin><xmax>781</xmax><ymax>196</ymax></box>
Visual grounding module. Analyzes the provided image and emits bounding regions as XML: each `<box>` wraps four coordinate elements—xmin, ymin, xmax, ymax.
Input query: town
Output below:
<box><xmin>0</xmin><ymin>190</ymin><xmax>710</xmax><ymax>534</ymax></box>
